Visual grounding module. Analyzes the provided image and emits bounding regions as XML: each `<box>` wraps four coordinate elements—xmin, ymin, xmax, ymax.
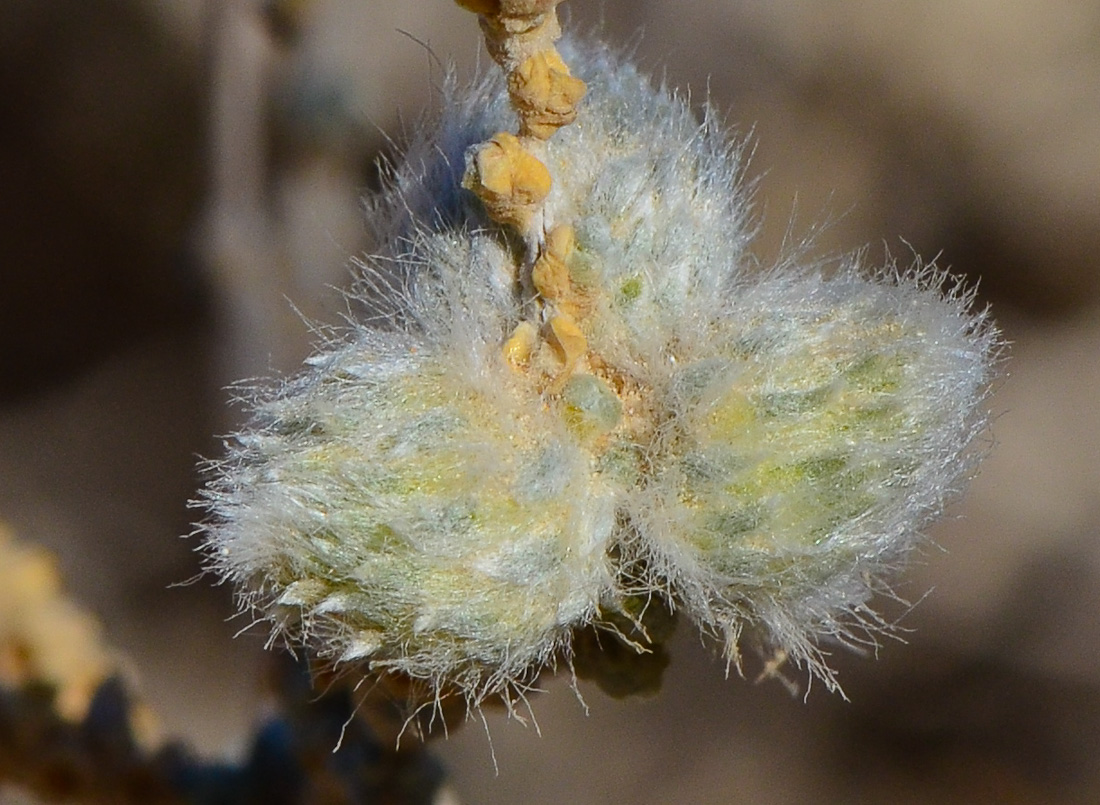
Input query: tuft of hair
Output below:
<box><xmin>622</xmin><ymin>258</ymin><xmax>999</xmax><ymax>688</ymax></box>
<box><xmin>196</xmin><ymin>35</ymin><xmax>999</xmax><ymax>719</ymax></box>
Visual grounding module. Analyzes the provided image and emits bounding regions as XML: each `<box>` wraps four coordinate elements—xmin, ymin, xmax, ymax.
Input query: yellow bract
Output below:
<box><xmin>463</xmin><ymin>132</ymin><xmax>552</xmax><ymax>232</ymax></box>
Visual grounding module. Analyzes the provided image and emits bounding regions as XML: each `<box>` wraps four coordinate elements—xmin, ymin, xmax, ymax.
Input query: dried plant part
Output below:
<box><xmin>0</xmin><ymin>523</ymin><xmax>117</xmax><ymax>722</ymax></box>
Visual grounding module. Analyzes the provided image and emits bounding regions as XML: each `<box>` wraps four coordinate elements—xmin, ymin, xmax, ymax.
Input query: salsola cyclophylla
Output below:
<box><xmin>196</xmin><ymin>1</ymin><xmax>999</xmax><ymax>716</ymax></box>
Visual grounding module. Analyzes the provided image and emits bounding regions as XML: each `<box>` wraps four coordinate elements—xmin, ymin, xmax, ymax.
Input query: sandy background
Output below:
<box><xmin>2</xmin><ymin>0</ymin><xmax>1099</xmax><ymax>802</ymax></box>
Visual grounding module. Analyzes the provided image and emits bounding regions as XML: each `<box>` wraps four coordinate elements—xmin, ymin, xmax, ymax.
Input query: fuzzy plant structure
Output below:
<box><xmin>197</xmin><ymin>7</ymin><xmax>998</xmax><ymax>716</ymax></box>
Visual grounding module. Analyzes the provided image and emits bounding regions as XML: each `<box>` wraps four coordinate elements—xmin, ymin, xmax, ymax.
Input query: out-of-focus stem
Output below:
<box><xmin>201</xmin><ymin>0</ymin><xmax>302</xmax><ymax>379</ymax></box>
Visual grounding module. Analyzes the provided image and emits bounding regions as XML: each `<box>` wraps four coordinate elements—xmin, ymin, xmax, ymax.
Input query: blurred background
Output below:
<box><xmin>1</xmin><ymin>0</ymin><xmax>1098</xmax><ymax>801</ymax></box>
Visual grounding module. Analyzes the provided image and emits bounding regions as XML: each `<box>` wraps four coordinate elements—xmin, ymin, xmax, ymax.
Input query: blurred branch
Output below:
<box><xmin>201</xmin><ymin>0</ymin><xmax>303</xmax><ymax>377</ymax></box>
<box><xmin>0</xmin><ymin>524</ymin><xmax>453</xmax><ymax>804</ymax></box>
